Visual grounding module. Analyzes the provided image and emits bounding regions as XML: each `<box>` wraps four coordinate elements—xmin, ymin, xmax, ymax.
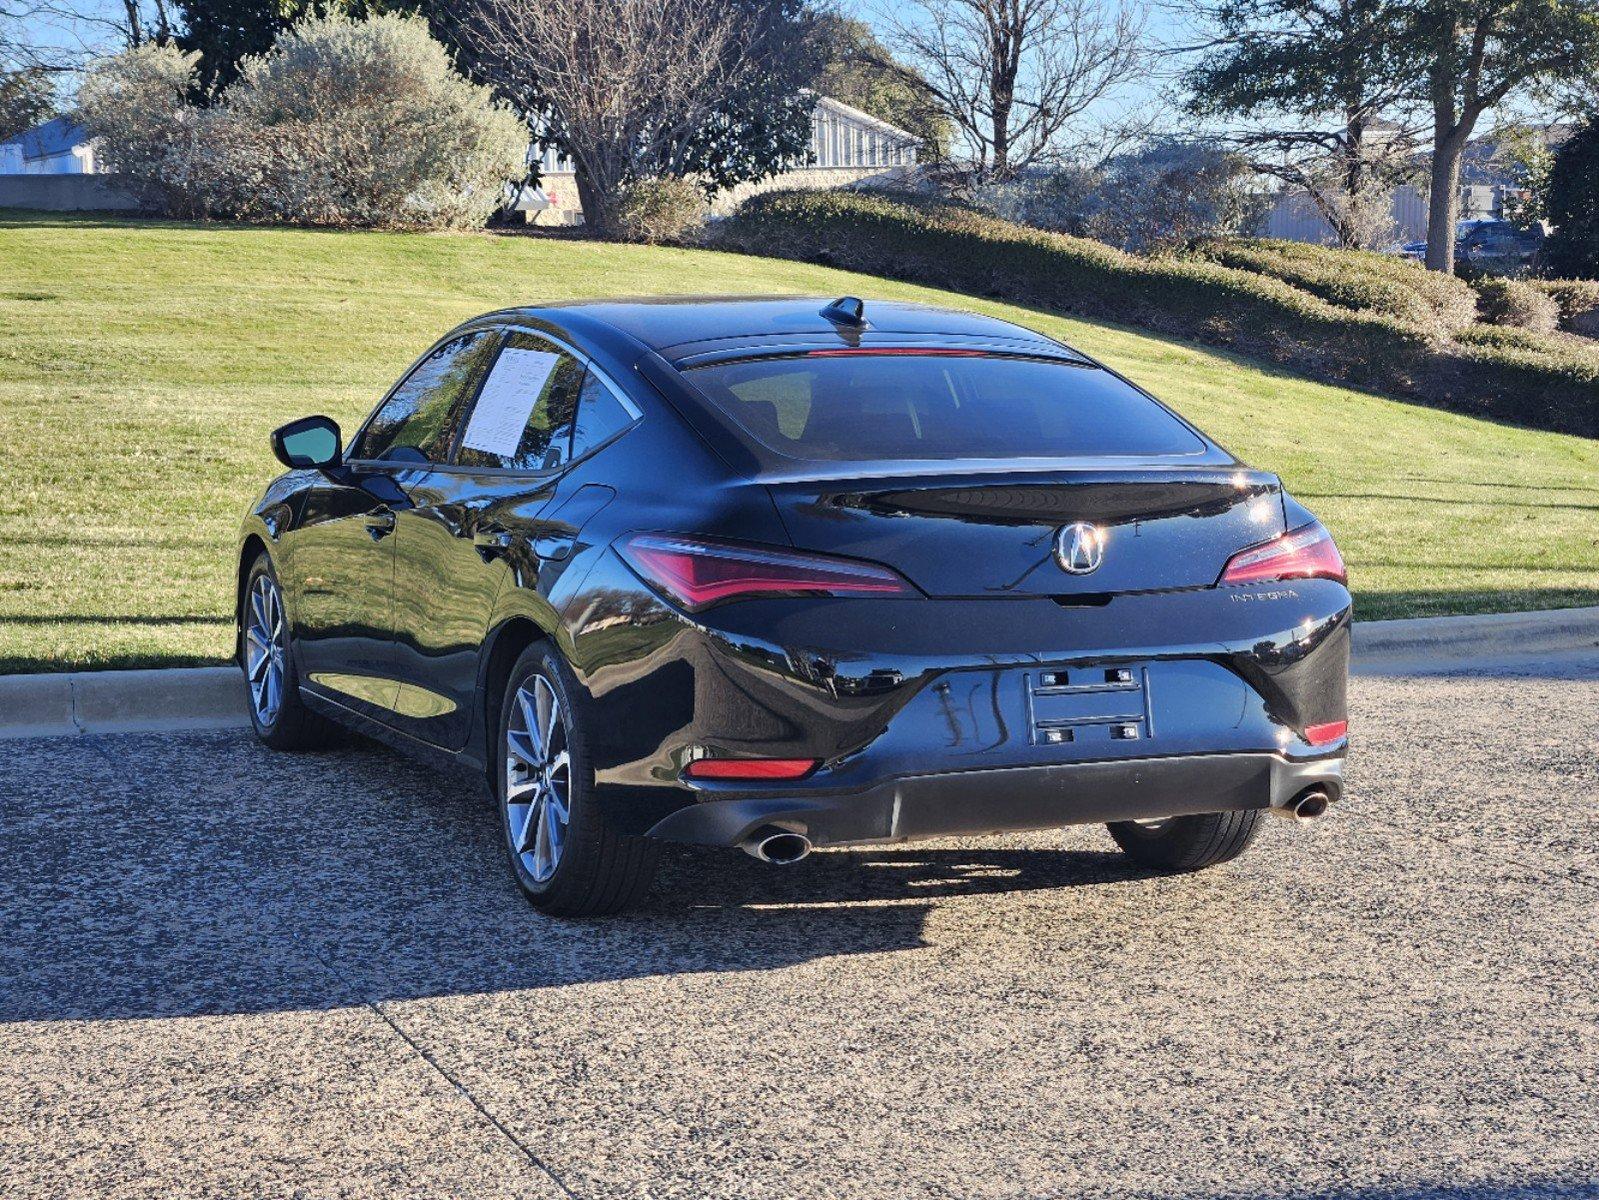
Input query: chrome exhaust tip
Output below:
<box><xmin>1276</xmin><ymin>787</ymin><xmax>1332</xmax><ymax>823</ymax></box>
<box><xmin>741</xmin><ymin>829</ymin><xmax>813</xmax><ymax>864</ymax></box>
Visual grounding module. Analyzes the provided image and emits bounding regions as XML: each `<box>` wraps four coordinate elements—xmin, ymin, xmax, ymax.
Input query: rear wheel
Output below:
<box><xmin>1107</xmin><ymin>809</ymin><xmax>1264</xmax><ymax>871</ymax></box>
<box><xmin>242</xmin><ymin>555</ymin><xmax>338</xmax><ymax>750</ymax></box>
<box><xmin>497</xmin><ymin>643</ymin><xmax>658</xmax><ymax>916</ymax></box>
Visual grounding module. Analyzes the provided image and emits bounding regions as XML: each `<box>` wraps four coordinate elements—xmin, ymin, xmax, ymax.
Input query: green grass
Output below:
<box><xmin>1</xmin><ymin>210</ymin><xmax>1596</xmax><ymax>673</ymax></box>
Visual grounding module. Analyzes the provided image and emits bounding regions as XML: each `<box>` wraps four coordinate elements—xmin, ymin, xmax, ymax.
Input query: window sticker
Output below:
<box><xmin>460</xmin><ymin>347</ymin><xmax>562</xmax><ymax>459</ymax></box>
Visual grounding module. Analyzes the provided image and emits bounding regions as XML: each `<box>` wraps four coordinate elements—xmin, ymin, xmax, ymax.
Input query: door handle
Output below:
<box><xmin>364</xmin><ymin>509</ymin><xmax>396</xmax><ymax>540</ymax></box>
<box><xmin>473</xmin><ymin>528</ymin><xmax>515</xmax><ymax>559</ymax></box>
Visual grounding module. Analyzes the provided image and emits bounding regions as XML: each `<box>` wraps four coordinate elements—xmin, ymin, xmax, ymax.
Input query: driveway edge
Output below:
<box><xmin>2</xmin><ymin>606</ymin><xmax>1596</xmax><ymax>739</ymax></box>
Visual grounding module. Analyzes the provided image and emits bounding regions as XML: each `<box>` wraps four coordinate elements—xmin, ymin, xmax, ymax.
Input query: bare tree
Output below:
<box><xmin>454</xmin><ymin>0</ymin><xmax>817</xmax><ymax>237</ymax></box>
<box><xmin>2</xmin><ymin>0</ymin><xmax>174</xmax><ymax>73</ymax></box>
<box><xmin>868</xmin><ymin>0</ymin><xmax>1145</xmax><ymax>180</ymax></box>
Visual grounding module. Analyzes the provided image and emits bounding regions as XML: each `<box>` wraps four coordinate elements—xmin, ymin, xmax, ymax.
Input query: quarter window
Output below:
<box><xmin>454</xmin><ymin>331</ymin><xmax>585</xmax><ymax>471</ymax></box>
<box><xmin>354</xmin><ymin>331</ymin><xmax>499</xmax><ymax>463</ymax></box>
<box><xmin>569</xmin><ymin>370</ymin><xmax>639</xmax><ymax>459</ymax></box>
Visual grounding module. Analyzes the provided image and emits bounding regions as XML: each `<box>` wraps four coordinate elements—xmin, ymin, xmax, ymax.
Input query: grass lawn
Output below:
<box><xmin>2</xmin><ymin>210</ymin><xmax>1596</xmax><ymax>673</ymax></box>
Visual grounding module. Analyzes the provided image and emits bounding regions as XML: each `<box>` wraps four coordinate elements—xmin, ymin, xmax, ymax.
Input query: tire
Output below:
<box><xmin>242</xmin><ymin>554</ymin><xmax>339</xmax><ymax>750</ymax></box>
<box><xmin>497</xmin><ymin>642</ymin><xmax>658</xmax><ymax>916</ymax></box>
<box><xmin>1106</xmin><ymin>809</ymin><xmax>1264</xmax><ymax>872</ymax></box>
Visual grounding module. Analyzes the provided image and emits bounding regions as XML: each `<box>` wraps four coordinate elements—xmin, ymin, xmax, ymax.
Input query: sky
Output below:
<box><xmin>9</xmin><ymin>0</ymin><xmax>1558</xmax><ymax>147</ymax></box>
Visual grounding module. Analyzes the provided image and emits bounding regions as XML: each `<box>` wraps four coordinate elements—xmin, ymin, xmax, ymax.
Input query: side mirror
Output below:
<box><xmin>271</xmin><ymin>415</ymin><xmax>342</xmax><ymax>470</ymax></box>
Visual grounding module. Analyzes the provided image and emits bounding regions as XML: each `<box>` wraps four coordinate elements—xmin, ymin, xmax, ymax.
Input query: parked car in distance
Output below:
<box><xmin>1395</xmin><ymin>219</ymin><xmax>1545</xmax><ymax>275</ymax></box>
<box><xmin>238</xmin><ymin>296</ymin><xmax>1351</xmax><ymax>915</ymax></box>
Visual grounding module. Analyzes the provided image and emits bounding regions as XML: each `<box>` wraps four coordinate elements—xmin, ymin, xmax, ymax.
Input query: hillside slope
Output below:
<box><xmin>2</xmin><ymin>211</ymin><xmax>1595</xmax><ymax>671</ymax></box>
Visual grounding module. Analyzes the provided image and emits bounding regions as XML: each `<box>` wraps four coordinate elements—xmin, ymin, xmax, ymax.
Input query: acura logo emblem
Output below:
<box><xmin>1054</xmin><ymin>522</ymin><xmax>1105</xmax><ymax>574</ymax></box>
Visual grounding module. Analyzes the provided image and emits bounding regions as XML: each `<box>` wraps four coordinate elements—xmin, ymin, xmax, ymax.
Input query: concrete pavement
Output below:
<box><xmin>1</xmin><ymin>655</ymin><xmax>1596</xmax><ymax>1198</ymax></box>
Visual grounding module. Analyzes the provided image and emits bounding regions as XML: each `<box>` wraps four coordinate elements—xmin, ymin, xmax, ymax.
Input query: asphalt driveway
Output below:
<box><xmin>2</xmin><ymin>654</ymin><xmax>1597</xmax><ymax>1199</ymax></box>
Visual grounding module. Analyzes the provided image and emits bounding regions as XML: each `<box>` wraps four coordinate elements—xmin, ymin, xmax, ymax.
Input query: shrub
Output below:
<box><xmin>717</xmin><ymin>188</ymin><xmax>1599</xmax><ymax>437</ymax></box>
<box><xmin>1473</xmin><ymin>278</ymin><xmax>1561</xmax><ymax>334</ymax></box>
<box><xmin>1529</xmin><ymin>279</ymin><xmax>1599</xmax><ymax>336</ymax></box>
<box><xmin>76</xmin><ymin>16</ymin><xmax>528</xmax><ymax>231</ymax></box>
<box><xmin>74</xmin><ymin>43</ymin><xmax>208</xmax><ymax>215</ymax></box>
<box><xmin>1544</xmin><ymin>120</ymin><xmax>1599</xmax><ymax>280</ymax></box>
<box><xmin>612</xmin><ymin>176</ymin><xmax>706</xmax><ymax>244</ymax></box>
<box><xmin>971</xmin><ymin>165</ymin><xmax>1100</xmax><ymax>235</ymax></box>
<box><xmin>974</xmin><ymin>144</ymin><xmax>1264</xmax><ymax>253</ymax></box>
<box><xmin>215</xmin><ymin>15</ymin><xmax>528</xmax><ymax>230</ymax></box>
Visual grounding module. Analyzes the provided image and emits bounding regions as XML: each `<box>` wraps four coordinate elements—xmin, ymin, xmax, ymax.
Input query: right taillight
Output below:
<box><xmin>1220</xmin><ymin>521</ymin><xmax>1346</xmax><ymax>587</ymax></box>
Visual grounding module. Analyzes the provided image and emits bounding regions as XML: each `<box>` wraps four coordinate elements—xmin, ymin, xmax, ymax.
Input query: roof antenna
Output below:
<box><xmin>820</xmin><ymin>296</ymin><xmax>867</xmax><ymax>327</ymax></box>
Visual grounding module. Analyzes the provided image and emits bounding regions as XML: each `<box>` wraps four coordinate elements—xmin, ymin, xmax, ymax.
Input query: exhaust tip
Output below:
<box><xmin>1277</xmin><ymin>787</ymin><xmax>1331</xmax><ymax>823</ymax></box>
<box><xmin>741</xmin><ymin>829</ymin><xmax>813</xmax><ymax>864</ymax></box>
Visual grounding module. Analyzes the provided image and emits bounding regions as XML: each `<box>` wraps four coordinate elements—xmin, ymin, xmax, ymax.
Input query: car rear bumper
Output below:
<box><xmin>644</xmin><ymin>750</ymin><xmax>1343</xmax><ymax>848</ymax></box>
<box><xmin>560</xmin><ymin>551</ymin><xmax>1352</xmax><ymax>839</ymax></box>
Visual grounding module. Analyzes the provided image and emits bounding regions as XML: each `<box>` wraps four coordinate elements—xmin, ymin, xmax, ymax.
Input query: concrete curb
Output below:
<box><xmin>1</xmin><ymin>606</ymin><xmax>1596</xmax><ymax>740</ymax></box>
<box><xmin>1352</xmin><ymin>605</ymin><xmax>1599</xmax><ymax>661</ymax></box>
<box><xmin>0</xmin><ymin>667</ymin><xmax>246</xmax><ymax>739</ymax></box>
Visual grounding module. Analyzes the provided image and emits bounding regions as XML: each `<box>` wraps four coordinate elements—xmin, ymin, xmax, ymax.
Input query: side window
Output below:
<box><xmin>570</xmin><ymin>369</ymin><xmax>640</xmax><ymax>460</ymax></box>
<box><xmin>353</xmin><ymin>332</ymin><xmax>499</xmax><ymax>463</ymax></box>
<box><xmin>454</xmin><ymin>331</ymin><xmax>585</xmax><ymax>471</ymax></box>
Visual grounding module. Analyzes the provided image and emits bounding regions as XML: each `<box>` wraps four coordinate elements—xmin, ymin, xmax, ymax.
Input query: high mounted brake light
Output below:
<box><xmin>1220</xmin><ymin>522</ymin><xmax>1346</xmax><ymax>587</ymax></box>
<box><xmin>618</xmin><ymin>534</ymin><xmax>915</xmax><ymax>611</ymax></box>
<box><xmin>802</xmin><ymin>348</ymin><xmax>987</xmax><ymax>357</ymax></box>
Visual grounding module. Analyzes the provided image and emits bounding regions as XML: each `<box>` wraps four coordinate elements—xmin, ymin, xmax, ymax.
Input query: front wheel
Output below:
<box><xmin>242</xmin><ymin>555</ymin><xmax>337</xmax><ymax>750</ymax></box>
<box><xmin>1106</xmin><ymin>809</ymin><xmax>1264</xmax><ymax>871</ymax></box>
<box><xmin>497</xmin><ymin>644</ymin><xmax>658</xmax><ymax>916</ymax></box>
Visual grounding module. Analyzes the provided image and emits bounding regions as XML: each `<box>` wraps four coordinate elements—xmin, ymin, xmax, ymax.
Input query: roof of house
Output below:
<box><xmin>0</xmin><ymin>117</ymin><xmax>87</xmax><ymax>160</ymax></box>
<box><xmin>811</xmin><ymin>94</ymin><xmax>921</xmax><ymax>145</ymax></box>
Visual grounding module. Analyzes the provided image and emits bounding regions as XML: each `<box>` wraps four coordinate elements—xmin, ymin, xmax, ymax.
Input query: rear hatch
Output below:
<box><xmin>763</xmin><ymin>466</ymin><xmax>1285</xmax><ymax>597</ymax></box>
<box><xmin>679</xmin><ymin>348</ymin><xmax>1285</xmax><ymax>597</ymax></box>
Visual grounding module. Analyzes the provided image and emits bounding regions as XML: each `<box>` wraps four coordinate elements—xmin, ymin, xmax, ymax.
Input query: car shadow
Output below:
<box><xmin>0</xmin><ymin>730</ymin><xmax>1152</xmax><ymax>1024</ymax></box>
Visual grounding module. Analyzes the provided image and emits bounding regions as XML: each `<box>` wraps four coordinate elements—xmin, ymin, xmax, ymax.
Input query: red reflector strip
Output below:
<box><xmin>1303</xmin><ymin>721</ymin><xmax>1348</xmax><ymax>746</ymax></box>
<box><xmin>683</xmin><ymin>758</ymin><xmax>820</xmax><ymax>781</ymax></box>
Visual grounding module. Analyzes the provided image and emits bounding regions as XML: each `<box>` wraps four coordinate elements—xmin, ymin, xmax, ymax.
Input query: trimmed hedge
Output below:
<box><xmin>1184</xmin><ymin>237</ymin><xmax>1479</xmax><ymax>334</ymax></box>
<box><xmin>716</xmin><ymin>189</ymin><xmax>1598</xmax><ymax>437</ymax></box>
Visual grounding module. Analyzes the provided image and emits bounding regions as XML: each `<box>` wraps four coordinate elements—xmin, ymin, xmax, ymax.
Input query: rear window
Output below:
<box><xmin>685</xmin><ymin>353</ymin><xmax>1206</xmax><ymax>462</ymax></box>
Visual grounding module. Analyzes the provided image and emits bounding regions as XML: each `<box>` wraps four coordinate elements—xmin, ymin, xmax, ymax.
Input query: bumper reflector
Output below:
<box><xmin>684</xmin><ymin>757</ymin><xmax>820</xmax><ymax>781</ymax></box>
<box><xmin>1303</xmin><ymin>720</ymin><xmax>1348</xmax><ymax>746</ymax></box>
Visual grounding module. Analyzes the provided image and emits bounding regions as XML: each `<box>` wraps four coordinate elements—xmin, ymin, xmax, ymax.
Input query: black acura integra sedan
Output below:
<box><xmin>238</xmin><ymin>296</ymin><xmax>1350</xmax><ymax>915</ymax></box>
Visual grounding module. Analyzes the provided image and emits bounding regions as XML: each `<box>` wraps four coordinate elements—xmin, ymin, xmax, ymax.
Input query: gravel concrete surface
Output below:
<box><xmin>2</xmin><ymin>656</ymin><xmax>1597</xmax><ymax>1200</ymax></box>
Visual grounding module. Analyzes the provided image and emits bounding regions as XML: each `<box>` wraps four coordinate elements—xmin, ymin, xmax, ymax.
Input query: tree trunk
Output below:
<box><xmin>574</xmin><ymin>167</ymin><xmax>621</xmax><ymax>240</ymax></box>
<box><xmin>1425</xmin><ymin>129</ymin><xmax>1466</xmax><ymax>273</ymax></box>
<box><xmin>991</xmin><ymin>108</ymin><xmax>1011</xmax><ymax>179</ymax></box>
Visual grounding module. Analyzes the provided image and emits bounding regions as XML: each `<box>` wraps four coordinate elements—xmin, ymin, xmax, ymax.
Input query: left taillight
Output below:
<box><xmin>618</xmin><ymin>533</ymin><xmax>915</xmax><ymax>611</ymax></box>
<box><xmin>1220</xmin><ymin>521</ymin><xmax>1346</xmax><ymax>587</ymax></box>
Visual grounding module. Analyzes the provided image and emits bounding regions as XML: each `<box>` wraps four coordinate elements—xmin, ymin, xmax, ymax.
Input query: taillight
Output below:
<box><xmin>1220</xmin><ymin>522</ymin><xmax>1346</xmax><ymax>586</ymax></box>
<box><xmin>618</xmin><ymin>534</ymin><xmax>915</xmax><ymax>610</ymax></box>
<box><xmin>683</xmin><ymin>757</ymin><xmax>820</xmax><ymax>781</ymax></box>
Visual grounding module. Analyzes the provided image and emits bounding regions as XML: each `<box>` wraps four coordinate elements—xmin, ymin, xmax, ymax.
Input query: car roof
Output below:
<box><xmin>489</xmin><ymin>296</ymin><xmax>1079</xmax><ymax>363</ymax></box>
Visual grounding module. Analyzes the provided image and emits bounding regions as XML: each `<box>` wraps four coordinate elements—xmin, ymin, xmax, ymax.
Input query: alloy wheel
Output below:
<box><xmin>505</xmin><ymin>673</ymin><xmax>571</xmax><ymax>884</ymax></box>
<box><xmin>245</xmin><ymin>574</ymin><xmax>286</xmax><ymax>727</ymax></box>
